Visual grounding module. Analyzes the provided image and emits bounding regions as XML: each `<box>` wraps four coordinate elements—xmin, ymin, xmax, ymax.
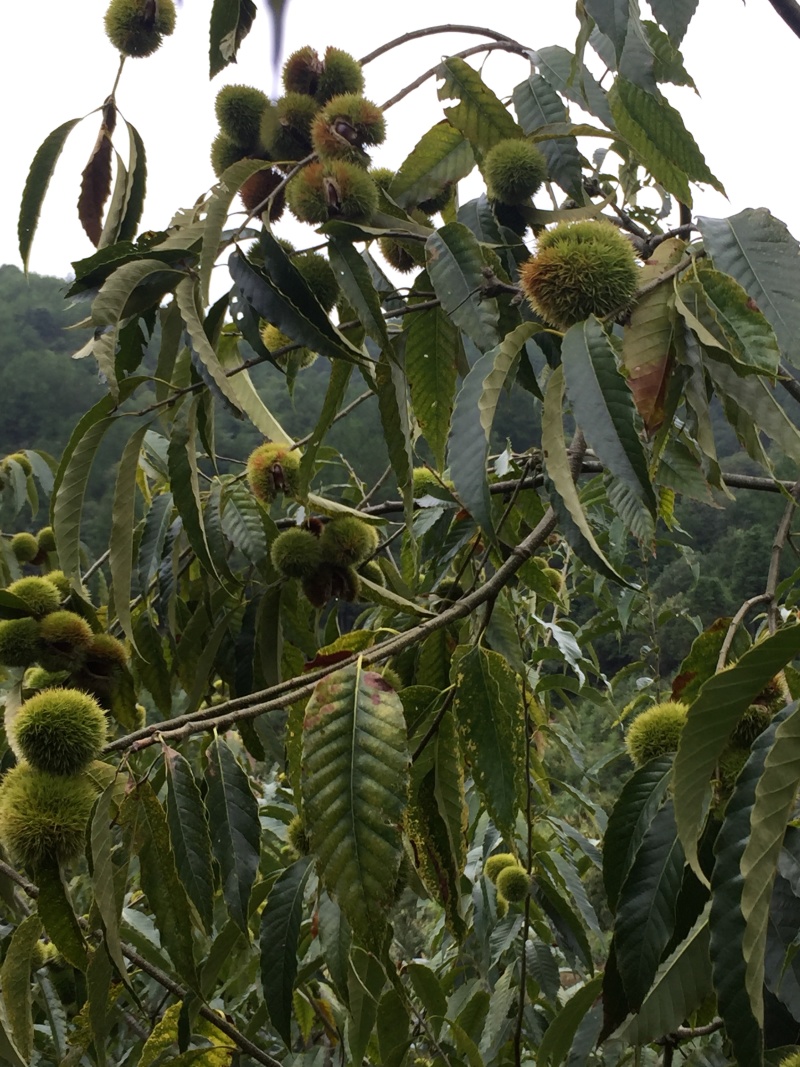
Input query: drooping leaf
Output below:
<box><xmin>674</xmin><ymin>625</ymin><xmax>800</xmax><ymax>880</ymax></box>
<box><xmin>614</xmin><ymin>801</ymin><xmax>684</xmax><ymax>1007</ymax></box>
<box><xmin>532</xmin><ymin>45</ymin><xmax>614</xmax><ymax>127</ymax></box>
<box><xmin>390</xmin><ymin>121</ymin><xmax>475</xmax><ymax>211</ymax></box>
<box><xmin>621</xmin><ymin>237</ymin><xmax>685</xmax><ymax>433</ymax></box>
<box><xmin>229</xmin><ymin>246</ymin><xmax>364</xmax><ymax>365</ymax></box>
<box><xmin>706</xmin><ymin>359</ymin><xmax>800</xmax><ymax>467</ymax></box>
<box><xmin>298</xmin><ymin>360</ymin><xmax>352</xmax><ymax>497</ymax></box>
<box><xmin>609</xmin><ymin>78</ymin><xmax>724</xmax><ymax>205</ymax></box>
<box><xmin>437</xmin><ymin>56</ymin><xmax>522</xmax><ymax>160</ymax></box>
<box><xmin>562</xmin><ymin>316</ymin><xmax>656</xmax><ymax>515</ymax></box>
<box><xmin>603</xmin><ymin>755</ymin><xmax>673</xmax><ymax>912</ymax></box>
<box><xmin>449</xmin><ymin>323</ymin><xmax>541</xmax><ymax>537</ymax></box>
<box><xmin>329</xmin><ymin>238</ymin><xmax>391</xmax><ymax>351</ymax></box>
<box><xmin>51</xmin><ymin>377</ymin><xmax>146</xmax><ymax>586</ymax></box>
<box><xmin>116</xmin><ymin>120</ymin><xmax>147</xmax><ymax>244</ymax></box>
<box><xmin>698</xmin><ymin>209</ymin><xmax>800</xmax><ymax>366</ymax></box>
<box><xmin>450</xmin><ymin>645</ymin><xmax>524</xmax><ymax>842</ymax></box>
<box><xmin>615</xmin><ymin>907</ymin><xmax>711</xmax><ymax>1044</ymax></box>
<box><xmin>109</xmin><ymin>424</ymin><xmax>148</xmax><ymax>652</ymax></box>
<box><xmin>376</xmin><ymin>342</ymin><xmax>414</xmax><ymax>503</ymax></box>
<box><xmin>541</xmin><ymin>365</ymin><xmax>624</xmax><ymax>582</ymax></box>
<box><xmin>78</xmin><ymin>103</ymin><xmax>116</xmax><ymax>247</ymax></box>
<box><xmin>709</xmin><ymin>711</ymin><xmax>789</xmax><ymax>1067</ymax></box>
<box><xmin>584</xmin><ymin>0</ymin><xmax>630</xmax><ymax>60</ymax></box>
<box><xmin>167</xmin><ymin>398</ymin><xmax>223</xmax><ymax>585</ymax></box>
<box><xmin>220</xmin><ymin>481</ymin><xmax>270</xmax><ymax>569</ymax></box>
<box><xmin>90</xmin><ymin>782</ymin><xmax>129</xmax><ymax>982</ymax></box>
<box><xmin>426</xmin><ymin>223</ymin><xmax>500</xmax><ymax>353</ymax></box>
<box><xmin>120</xmin><ymin>781</ymin><xmax>198</xmax><ymax>988</ymax></box>
<box><xmin>347</xmin><ymin>948</ymin><xmax>386</xmax><ymax>1067</ymax></box>
<box><xmin>649</xmin><ymin>0</ymin><xmax>699</xmax><ymax>43</ymax></box>
<box><xmin>36</xmin><ymin>863</ymin><xmax>88</xmax><ymax>972</ymax></box>
<box><xmin>741</xmin><ymin>701</ymin><xmax>800</xmax><ymax>1025</ymax></box>
<box><xmin>18</xmin><ymin>117</ymin><xmax>81</xmax><ymax>271</ymax></box>
<box><xmin>260</xmin><ymin>857</ymin><xmax>313</xmax><ymax>1046</ymax></box>
<box><xmin>512</xmin><ymin>75</ymin><xmax>583</xmax><ymax>200</ymax></box>
<box><xmin>216</xmin><ymin>331</ymin><xmax>293</xmax><ymax>443</ymax></box>
<box><xmin>318</xmin><ymin>893</ymin><xmax>351</xmax><ymax>1005</ymax></box>
<box><xmin>165</xmin><ymin>747</ymin><xmax>215</xmax><ymax>934</ymax></box>
<box><xmin>537</xmin><ymin>974</ymin><xmax>603</xmax><ymax>1067</ymax></box>
<box><xmin>377</xmin><ymin>987</ymin><xmax>411</xmax><ymax>1067</ymax></box>
<box><xmin>0</xmin><ymin>913</ymin><xmax>41</xmax><ymax>1061</ymax></box>
<box><xmin>205</xmin><ymin>738</ymin><xmax>261</xmax><ymax>935</ymax></box>
<box><xmin>404</xmin><ymin>273</ymin><xmax>460</xmax><ymax>470</ymax></box>
<box><xmin>301</xmin><ymin>663</ymin><xmax>409</xmax><ymax>947</ymax></box>
<box><xmin>209</xmin><ymin>0</ymin><xmax>257</xmax><ymax>77</ymax></box>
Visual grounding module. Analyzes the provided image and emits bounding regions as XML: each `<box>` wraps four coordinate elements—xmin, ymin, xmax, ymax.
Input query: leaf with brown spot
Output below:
<box><xmin>78</xmin><ymin>100</ymin><xmax>117</xmax><ymax>247</ymax></box>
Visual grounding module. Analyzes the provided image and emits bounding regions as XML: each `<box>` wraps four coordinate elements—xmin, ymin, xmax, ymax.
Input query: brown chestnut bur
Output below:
<box><xmin>283</xmin><ymin>45</ymin><xmax>324</xmax><ymax>95</ymax></box>
<box><xmin>311</xmin><ymin>94</ymin><xmax>385</xmax><ymax>167</ymax></box>
<box><xmin>302</xmin><ymin>563</ymin><xmax>360</xmax><ymax>608</ymax></box>
<box><xmin>286</xmin><ymin>161</ymin><xmax>378</xmax><ymax>224</ymax></box>
<box><xmin>240</xmin><ymin>167</ymin><xmax>286</xmax><ymax>221</ymax></box>
<box><xmin>246</xmin><ymin>443</ymin><xmax>301</xmax><ymax>503</ymax></box>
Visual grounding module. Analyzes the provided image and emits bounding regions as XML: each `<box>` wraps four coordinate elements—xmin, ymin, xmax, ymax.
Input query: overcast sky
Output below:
<box><xmin>2</xmin><ymin>1</ymin><xmax>799</xmax><ymax>279</ymax></box>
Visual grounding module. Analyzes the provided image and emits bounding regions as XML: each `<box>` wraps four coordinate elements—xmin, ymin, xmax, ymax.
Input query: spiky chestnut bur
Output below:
<box><xmin>37</xmin><ymin>527</ymin><xmax>56</xmax><ymax>554</ymax></box>
<box><xmin>778</xmin><ymin>1052</ymin><xmax>800</xmax><ymax>1067</ymax></box>
<box><xmin>625</xmin><ymin>700</ymin><xmax>688</xmax><ymax>767</ymax></box>
<box><xmin>316</xmin><ymin>47</ymin><xmax>365</xmax><ymax>104</ymax></box>
<box><xmin>215</xmin><ymin>84</ymin><xmax>269</xmax><ymax>150</ymax></box>
<box><xmin>30</xmin><ymin>939</ymin><xmax>60</xmax><ymax>971</ymax></box>
<box><xmin>240</xmin><ymin>168</ymin><xmax>286</xmax><ymax>221</ymax></box>
<box><xmin>755</xmin><ymin>675</ymin><xmax>786</xmax><ymax>712</ymax></box>
<box><xmin>358</xmin><ymin>559</ymin><xmax>385</xmax><ymax>585</ymax></box>
<box><xmin>37</xmin><ymin>611</ymin><xmax>94</xmax><ymax>673</ymax></box>
<box><xmin>271</xmin><ymin>528</ymin><xmax>323</xmax><ymax>579</ymax></box>
<box><xmin>520</xmin><ymin>220</ymin><xmax>640</xmax><ymax>330</ymax></box>
<box><xmin>435</xmin><ymin>579</ymin><xmax>465</xmax><ymax>603</ymax></box>
<box><xmin>378</xmin><ymin>666</ymin><xmax>404</xmax><ymax>691</ymax></box>
<box><xmin>312</xmin><ymin>95</ymin><xmax>386</xmax><ymax>166</ymax></box>
<box><xmin>83</xmin><ymin>634</ymin><xmax>128</xmax><ymax>675</ymax></box>
<box><xmin>23</xmin><ymin>666</ymin><xmax>69</xmax><ymax>692</ymax></box>
<box><xmin>495</xmin><ymin>864</ymin><xmax>531</xmax><ymax>904</ymax></box>
<box><xmin>104</xmin><ymin>0</ymin><xmax>176</xmax><ymax>58</ymax></box>
<box><xmin>210</xmin><ymin>132</ymin><xmax>249</xmax><ymax>178</ymax></box>
<box><xmin>283</xmin><ymin>45</ymin><xmax>323</xmax><ymax>95</ymax></box>
<box><xmin>5</xmin><ymin>452</ymin><xmax>32</xmax><ymax>475</ymax></box>
<box><xmin>246</xmin><ymin>443</ymin><xmax>301</xmax><ymax>503</ymax></box>
<box><xmin>294</xmin><ymin>252</ymin><xmax>339</xmax><ymax>313</ymax></box>
<box><xmin>286</xmin><ymin>161</ymin><xmax>378</xmax><ymax>224</ymax></box>
<box><xmin>0</xmin><ymin>762</ymin><xmax>95</xmax><ymax>870</ymax></box>
<box><xmin>412</xmin><ymin>467</ymin><xmax>448</xmax><ymax>497</ymax></box>
<box><xmin>0</xmin><ymin>617</ymin><xmax>42</xmax><ymax>669</ymax></box>
<box><xmin>484</xmin><ymin>138</ymin><xmax>548</xmax><ymax>205</ymax></box>
<box><xmin>302</xmin><ymin>563</ymin><xmax>360</xmax><ymax>608</ymax></box>
<box><xmin>268</xmin><ymin>93</ymin><xmax>319</xmax><ymax>163</ymax></box>
<box><xmin>717</xmin><ymin>746</ymin><xmax>749</xmax><ymax>795</ymax></box>
<box><xmin>287</xmin><ymin>813</ymin><xmax>310</xmax><ymax>856</ymax></box>
<box><xmin>370</xmin><ymin>167</ymin><xmax>395</xmax><ymax>192</ymax></box>
<box><xmin>7</xmin><ymin>576</ymin><xmax>62</xmax><ymax>618</ymax></box>
<box><xmin>379</xmin><ymin>210</ymin><xmax>431</xmax><ymax>273</ymax></box>
<box><xmin>12</xmin><ymin>688</ymin><xmax>108</xmax><ymax>776</ymax></box>
<box><xmin>320</xmin><ymin>516</ymin><xmax>379</xmax><ymax>567</ymax></box>
<box><xmin>42</xmin><ymin>570</ymin><xmax>70</xmax><ymax>599</ymax></box>
<box><xmin>483</xmin><ymin>852</ymin><xmax>518</xmax><ymax>884</ymax></box>
<box><xmin>730</xmin><ymin>703</ymin><xmax>773</xmax><ymax>747</ymax></box>
<box><xmin>418</xmin><ymin>182</ymin><xmax>456</xmax><ymax>216</ymax></box>
<box><xmin>541</xmin><ymin>567</ymin><xmax>564</xmax><ymax>596</ymax></box>
<box><xmin>11</xmin><ymin>532</ymin><xmax>38</xmax><ymax>564</ymax></box>
<box><xmin>259</xmin><ymin>323</ymin><xmax>317</xmax><ymax>370</ymax></box>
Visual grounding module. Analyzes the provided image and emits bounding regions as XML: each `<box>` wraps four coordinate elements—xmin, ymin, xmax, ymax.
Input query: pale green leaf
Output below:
<box><xmin>390</xmin><ymin>121</ymin><xmax>475</xmax><ymax>211</ymax></box>
<box><xmin>0</xmin><ymin>913</ymin><xmax>41</xmax><ymax>1060</ymax></box>
<box><xmin>109</xmin><ymin>424</ymin><xmax>148</xmax><ymax>652</ymax></box>
<box><xmin>426</xmin><ymin>222</ymin><xmax>500</xmax><ymax>353</ymax></box>
<box><xmin>537</xmin><ymin>975</ymin><xmax>603</xmax><ymax>1067</ymax></box>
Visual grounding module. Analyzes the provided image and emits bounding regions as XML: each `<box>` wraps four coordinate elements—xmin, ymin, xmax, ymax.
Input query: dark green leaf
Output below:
<box><xmin>649</xmin><ymin>0</ymin><xmax>698</xmax><ymax>43</ymax></box>
<box><xmin>437</xmin><ymin>56</ymin><xmax>521</xmax><ymax>159</ymax></box>
<box><xmin>329</xmin><ymin>238</ymin><xmax>391</xmax><ymax>350</ymax></box>
<box><xmin>512</xmin><ymin>75</ymin><xmax>583</xmax><ymax>200</ymax></box>
<box><xmin>209</xmin><ymin>0</ymin><xmax>257</xmax><ymax>77</ymax></box>
<box><xmin>301</xmin><ymin>663</ymin><xmax>409</xmax><ymax>948</ymax></box>
<box><xmin>167</xmin><ymin>399</ymin><xmax>223</xmax><ymax>585</ymax></box>
<box><xmin>533</xmin><ymin>45</ymin><xmax>614</xmax><ymax>127</ymax></box>
<box><xmin>450</xmin><ymin>645</ymin><xmax>524</xmax><ymax>842</ymax></box>
<box><xmin>347</xmin><ymin>948</ymin><xmax>386</xmax><ymax>1066</ymax></box>
<box><xmin>390</xmin><ymin>121</ymin><xmax>475</xmax><ymax>211</ymax></box>
<box><xmin>0</xmin><ymin>914</ymin><xmax>41</xmax><ymax>1060</ymax></box>
<box><xmin>117</xmin><ymin>121</ymin><xmax>147</xmax><ymax>243</ymax></box>
<box><xmin>18</xmin><ymin>118</ymin><xmax>81</xmax><ymax>271</ymax></box>
<box><xmin>36</xmin><ymin>863</ymin><xmax>88</xmax><ymax>972</ymax></box>
<box><xmin>205</xmin><ymin>737</ymin><xmax>261</xmax><ymax>934</ymax></box>
<box><xmin>426</xmin><ymin>222</ymin><xmax>500</xmax><ymax>353</ymax></box>
<box><xmin>603</xmin><ymin>755</ymin><xmax>673</xmax><ymax>911</ymax></box>
<box><xmin>537</xmin><ymin>974</ymin><xmax>603</xmax><ymax>1067</ymax></box>
<box><xmin>260</xmin><ymin>856</ymin><xmax>312</xmax><ymax>1045</ymax></box>
<box><xmin>165</xmin><ymin>747</ymin><xmax>215</xmax><ymax>933</ymax></box>
<box><xmin>376</xmin><ymin>345</ymin><xmax>413</xmax><ymax>502</ymax></box>
<box><xmin>91</xmin><ymin>783</ymin><xmax>128</xmax><ymax>982</ymax></box>
<box><xmin>109</xmin><ymin>425</ymin><xmax>148</xmax><ymax>652</ymax></box>
<box><xmin>674</xmin><ymin>625</ymin><xmax>800</xmax><ymax>879</ymax></box>
<box><xmin>298</xmin><ymin>360</ymin><xmax>352</xmax><ymax>498</ymax></box>
<box><xmin>318</xmin><ymin>893</ymin><xmax>351</xmax><ymax>1005</ymax></box>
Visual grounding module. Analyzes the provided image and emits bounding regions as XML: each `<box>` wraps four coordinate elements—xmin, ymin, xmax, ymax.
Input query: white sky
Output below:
<box><xmin>1</xmin><ymin>1</ymin><xmax>799</xmax><ymax>279</ymax></box>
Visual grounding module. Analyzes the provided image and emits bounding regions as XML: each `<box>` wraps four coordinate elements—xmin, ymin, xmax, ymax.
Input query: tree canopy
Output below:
<box><xmin>4</xmin><ymin>3</ymin><xmax>800</xmax><ymax>1066</ymax></box>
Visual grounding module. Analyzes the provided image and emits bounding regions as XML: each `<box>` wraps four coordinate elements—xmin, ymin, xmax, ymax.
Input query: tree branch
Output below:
<box><xmin>766</xmin><ymin>0</ymin><xmax>800</xmax><ymax>39</ymax></box>
<box><xmin>359</xmin><ymin>24</ymin><xmax>518</xmax><ymax>65</ymax></box>
<box><xmin>766</xmin><ymin>479</ymin><xmax>800</xmax><ymax>633</ymax></box>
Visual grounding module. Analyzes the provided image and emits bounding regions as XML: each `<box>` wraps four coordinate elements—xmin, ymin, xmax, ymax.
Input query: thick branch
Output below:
<box><xmin>767</xmin><ymin>0</ymin><xmax>800</xmax><ymax>39</ymax></box>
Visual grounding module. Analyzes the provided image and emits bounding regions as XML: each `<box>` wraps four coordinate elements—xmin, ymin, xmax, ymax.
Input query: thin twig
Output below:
<box><xmin>381</xmin><ymin>41</ymin><xmax>533</xmax><ymax>110</ymax></box>
<box><xmin>359</xmin><ymin>24</ymin><xmax>518</xmax><ymax>65</ymax></box>
<box><xmin>766</xmin><ymin>0</ymin><xmax>800</xmax><ymax>39</ymax></box>
<box><xmin>716</xmin><ymin>594</ymin><xmax>772</xmax><ymax>671</ymax></box>
<box><xmin>766</xmin><ymin>480</ymin><xmax>800</xmax><ymax>633</ymax></box>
